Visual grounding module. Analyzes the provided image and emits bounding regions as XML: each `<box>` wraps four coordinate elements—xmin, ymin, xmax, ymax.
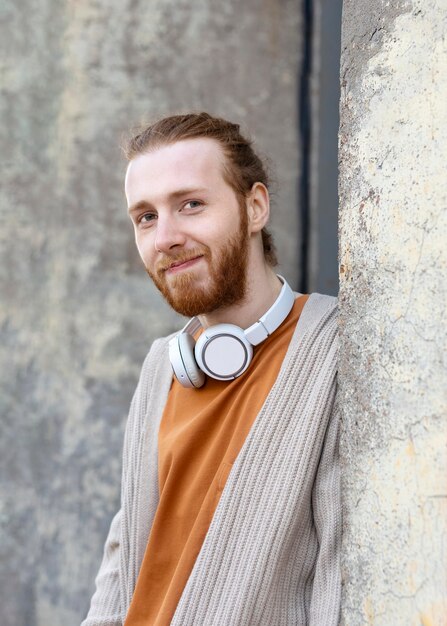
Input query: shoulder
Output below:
<box><xmin>297</xmin><ymin>292</ymin><xmax>338</xmax><ymax>333</ymax></box>
<box><xmin>125</xmin><ymin>330</ymin><xmax>177</xmax><ymax>428</ymax></box>
<box><xmin>285</xmin><ymin>293</ymin><xmax>339</xmax><ymax>365</ymax></box>
<box><xmin>139</xmin><ymin>330</ymin><xmax>177</xmax><ymax>380</ymax></box>
<box><xmin>304</xmin><ymin>292</ymin><xmax>338</xmax><ymax>314</ymax></box>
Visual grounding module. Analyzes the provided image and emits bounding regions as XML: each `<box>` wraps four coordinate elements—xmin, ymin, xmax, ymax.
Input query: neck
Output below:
<box><xmin>198</xmin><ymin>266</ymin><xmax>282</xmax><ymax>330</ymax></box>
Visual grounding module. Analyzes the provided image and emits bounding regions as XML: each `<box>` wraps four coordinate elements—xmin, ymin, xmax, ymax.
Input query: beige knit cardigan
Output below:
<box><xmin>82</xmin><ymin>293</ymin><xmax>341</xmax><ymax>625</ymax></box>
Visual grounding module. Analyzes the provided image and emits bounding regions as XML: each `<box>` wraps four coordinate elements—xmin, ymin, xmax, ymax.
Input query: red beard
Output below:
<box><xmin>146</xmin><ymin>215</ymin><xmax>249</xmax><ymax>318</ymax></box>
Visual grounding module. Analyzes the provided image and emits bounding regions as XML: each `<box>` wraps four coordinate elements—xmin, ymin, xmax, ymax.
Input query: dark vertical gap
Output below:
<box><xmin>315</xmin><ymin>0</ymin><xmax>343</xmax><ymax>296</ymax></box>
<box><xmin>298</xmin><ymin>0</ymin><xmax>313</xmax><ymax>294</ymax></box>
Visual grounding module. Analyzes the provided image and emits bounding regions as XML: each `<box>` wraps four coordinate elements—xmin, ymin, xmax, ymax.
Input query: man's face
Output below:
<box><xmin>125</xmin><ymin>138</ymin><xmax>250</xmax><ymax>317</ymax></box>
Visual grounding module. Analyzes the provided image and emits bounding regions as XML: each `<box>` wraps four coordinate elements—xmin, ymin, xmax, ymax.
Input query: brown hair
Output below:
<box><xmin>124</xmin><ymin>112</ymin><xmax>277</xmax><ymax>267</ymax></box>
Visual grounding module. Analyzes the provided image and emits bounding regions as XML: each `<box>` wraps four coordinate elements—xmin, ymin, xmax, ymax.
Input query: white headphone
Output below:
<box><xmin>168</xmin><ymin>275</ymin><xmax>295</xmax><ymax>388</ymax></box>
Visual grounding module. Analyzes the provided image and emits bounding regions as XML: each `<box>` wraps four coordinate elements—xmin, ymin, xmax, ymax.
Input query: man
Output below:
<box><xmin>82</xmin><ymin>112</ymin><xmax>340</xmax><ymax>626</ymax></box>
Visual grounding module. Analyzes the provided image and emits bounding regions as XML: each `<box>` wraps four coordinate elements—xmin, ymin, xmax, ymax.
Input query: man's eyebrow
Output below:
<box><xmin>127</xmin><ymin>188</ymin><xmax>208</xmax><ymax>215</ymax></box>
<box><xmin>128</xmin><ymin>200</ymin><xmax>153</xmax><ymax>215</ymax></box>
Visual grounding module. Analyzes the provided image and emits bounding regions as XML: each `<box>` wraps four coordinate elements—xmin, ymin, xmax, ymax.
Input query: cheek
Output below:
<box><xmin>201</xmin><ymin>220</ymin><xmax>234</xmax><ymax>243</ymax></box>
<box><xmin>134</xmin><ymin>232</ymin><xmax>154</xmax><ymax>265</ymax></box>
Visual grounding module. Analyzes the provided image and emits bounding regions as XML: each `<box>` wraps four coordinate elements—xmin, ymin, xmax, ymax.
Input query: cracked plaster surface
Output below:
<box><xmin>338</xmin><ymin>1</ymin><xmax>447</xmax><ymax>624</ymax></box>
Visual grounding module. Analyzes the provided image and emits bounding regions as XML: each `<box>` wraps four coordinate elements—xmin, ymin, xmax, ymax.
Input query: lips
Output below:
<box><xmin>163</xmin><ymin>255</ymin><xmax>204</xmax><ymax>273</ymax></box>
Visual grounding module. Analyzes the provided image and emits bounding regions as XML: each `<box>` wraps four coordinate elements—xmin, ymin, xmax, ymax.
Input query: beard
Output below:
<box><xmin>145</xmin><ymin>215</ymin><xmax>249</xmax><ymax>318</ymax></box>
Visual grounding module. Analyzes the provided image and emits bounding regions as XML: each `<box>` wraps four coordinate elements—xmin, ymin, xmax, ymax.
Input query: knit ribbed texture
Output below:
<box><xmin>82</xmin><ymin>293</ymin><xmax>340</xmax><ymax>626</ymax></box>
<box><xmin>82</xmin><ymin>337</ymin><xmax>174</xmax><ymax>626</ymax></box>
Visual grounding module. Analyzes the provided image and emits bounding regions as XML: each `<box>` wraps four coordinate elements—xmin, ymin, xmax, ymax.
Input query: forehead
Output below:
<box><xmin>125</xmin><ymin>138</ymin><xmax>229</xmax><ymax>201</ymax></box>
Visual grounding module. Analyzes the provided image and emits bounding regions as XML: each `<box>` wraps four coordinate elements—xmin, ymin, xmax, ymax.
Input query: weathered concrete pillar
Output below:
<box><xmin>339</xmin><ymin>1</ymin><xmax>446</xmax><ymax>624</ymax></box>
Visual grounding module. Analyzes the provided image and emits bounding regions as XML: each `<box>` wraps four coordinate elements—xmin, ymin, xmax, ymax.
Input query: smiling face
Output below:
<box><xmin>125</xmin><ymin>138</ymin><xmax>251</xmax><ymax>317</ymax></box>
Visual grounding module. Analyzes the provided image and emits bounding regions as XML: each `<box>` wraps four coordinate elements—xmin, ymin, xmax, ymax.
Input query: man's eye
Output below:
<box><xmin>140</xmin><ymin>213</ymin><xmax>157</xmax><ymax>224</ymax></box>
<box><xmin>184</xmin><ymin>200</ymin><xmax>202</xmax><ymax>210</ymax></box>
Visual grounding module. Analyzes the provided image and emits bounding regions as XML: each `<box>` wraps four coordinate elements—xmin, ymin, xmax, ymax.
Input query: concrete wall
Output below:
<box><xmin>338</xmin><ymin>1</ymin><xmax>447</xmax><ymax>624</ymax></box>
<box><xmin>0</xmin><ymin>1</ymin><xmax>303</xmax><ymax>624</ymax></box>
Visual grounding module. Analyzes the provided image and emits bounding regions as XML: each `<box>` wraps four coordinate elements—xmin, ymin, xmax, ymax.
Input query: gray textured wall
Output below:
<box><xmin>0</xmin><ymin>1</ymin><xmax>303</xmax><ymax>624</ymax></box>
<box><xmin>339</xmin><ymin>0</ymin><xmax>447</xmax><ymax>623</ymax></box>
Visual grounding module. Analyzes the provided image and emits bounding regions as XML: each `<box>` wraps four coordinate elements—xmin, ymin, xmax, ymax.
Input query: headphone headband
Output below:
<box><xmin>244</xmin><ymin>275</ymin><xmax>295</xmax><ymax>345</ymax></box>
<box><xmin>181</xmin><ymin>275</ymin><xmax>294</xmax><ymax>345</ymax></box>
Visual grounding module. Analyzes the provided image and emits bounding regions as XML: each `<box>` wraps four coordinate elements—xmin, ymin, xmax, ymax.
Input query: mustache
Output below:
<box><xmin>155</xmin><ymin>248</ymin><xmax>209</xmax><ymax>273</ymax></box>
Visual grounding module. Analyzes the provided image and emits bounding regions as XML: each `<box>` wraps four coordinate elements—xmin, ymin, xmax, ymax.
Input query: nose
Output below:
<box><xmin>154</xmin><ymin>214</ymin><xmax>186</xmax><ymax>253</ymax></box>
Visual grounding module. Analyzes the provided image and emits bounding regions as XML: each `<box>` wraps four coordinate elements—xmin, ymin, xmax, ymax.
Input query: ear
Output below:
<box><xmin>246</xmin><ymin>182</ymin><xmax>270</xmax><ymax>234</ymax></box>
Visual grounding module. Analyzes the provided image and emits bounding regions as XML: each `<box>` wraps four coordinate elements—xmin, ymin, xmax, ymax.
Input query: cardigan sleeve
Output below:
<box><xmin>80</xmin><ymin>336</ymin><xmax>172</xmax><ymax>626</ymax></box>
<box><xmin>80</xmin><ymin>371</ymin><xmax>146</xmax><ymax>626</ymax></box>
<box><xmin>309</xmin><ymin>394</ymin><xmax>342</xmax><ymax>626</ymax></box>
<box><xmin>80</xmin><ymin>508</ymin><xmax>124</xmax><ymax>626</ymax></box>
<box><xmin>80</xmin><ymin>375</ymin><xmax>145</xmax><ymax>626</ymax></box>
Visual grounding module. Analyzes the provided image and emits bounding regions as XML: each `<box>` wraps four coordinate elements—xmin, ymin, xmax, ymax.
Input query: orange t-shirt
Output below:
<box><xmin>124</xmin><ymin>295</ymin><xmax>309</xmax><ymax>626</ymax></box>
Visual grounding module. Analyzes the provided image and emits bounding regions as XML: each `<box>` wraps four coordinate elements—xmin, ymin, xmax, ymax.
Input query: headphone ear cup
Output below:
<box><xmin>195</xmin><ymin>324</ymin><xmax>253</xmax><ymax>381</ymax></box>
<box><xmin>169</xmin><ymin>333</ymin><xmax>205</xmax><ymax>389</ymax></box>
